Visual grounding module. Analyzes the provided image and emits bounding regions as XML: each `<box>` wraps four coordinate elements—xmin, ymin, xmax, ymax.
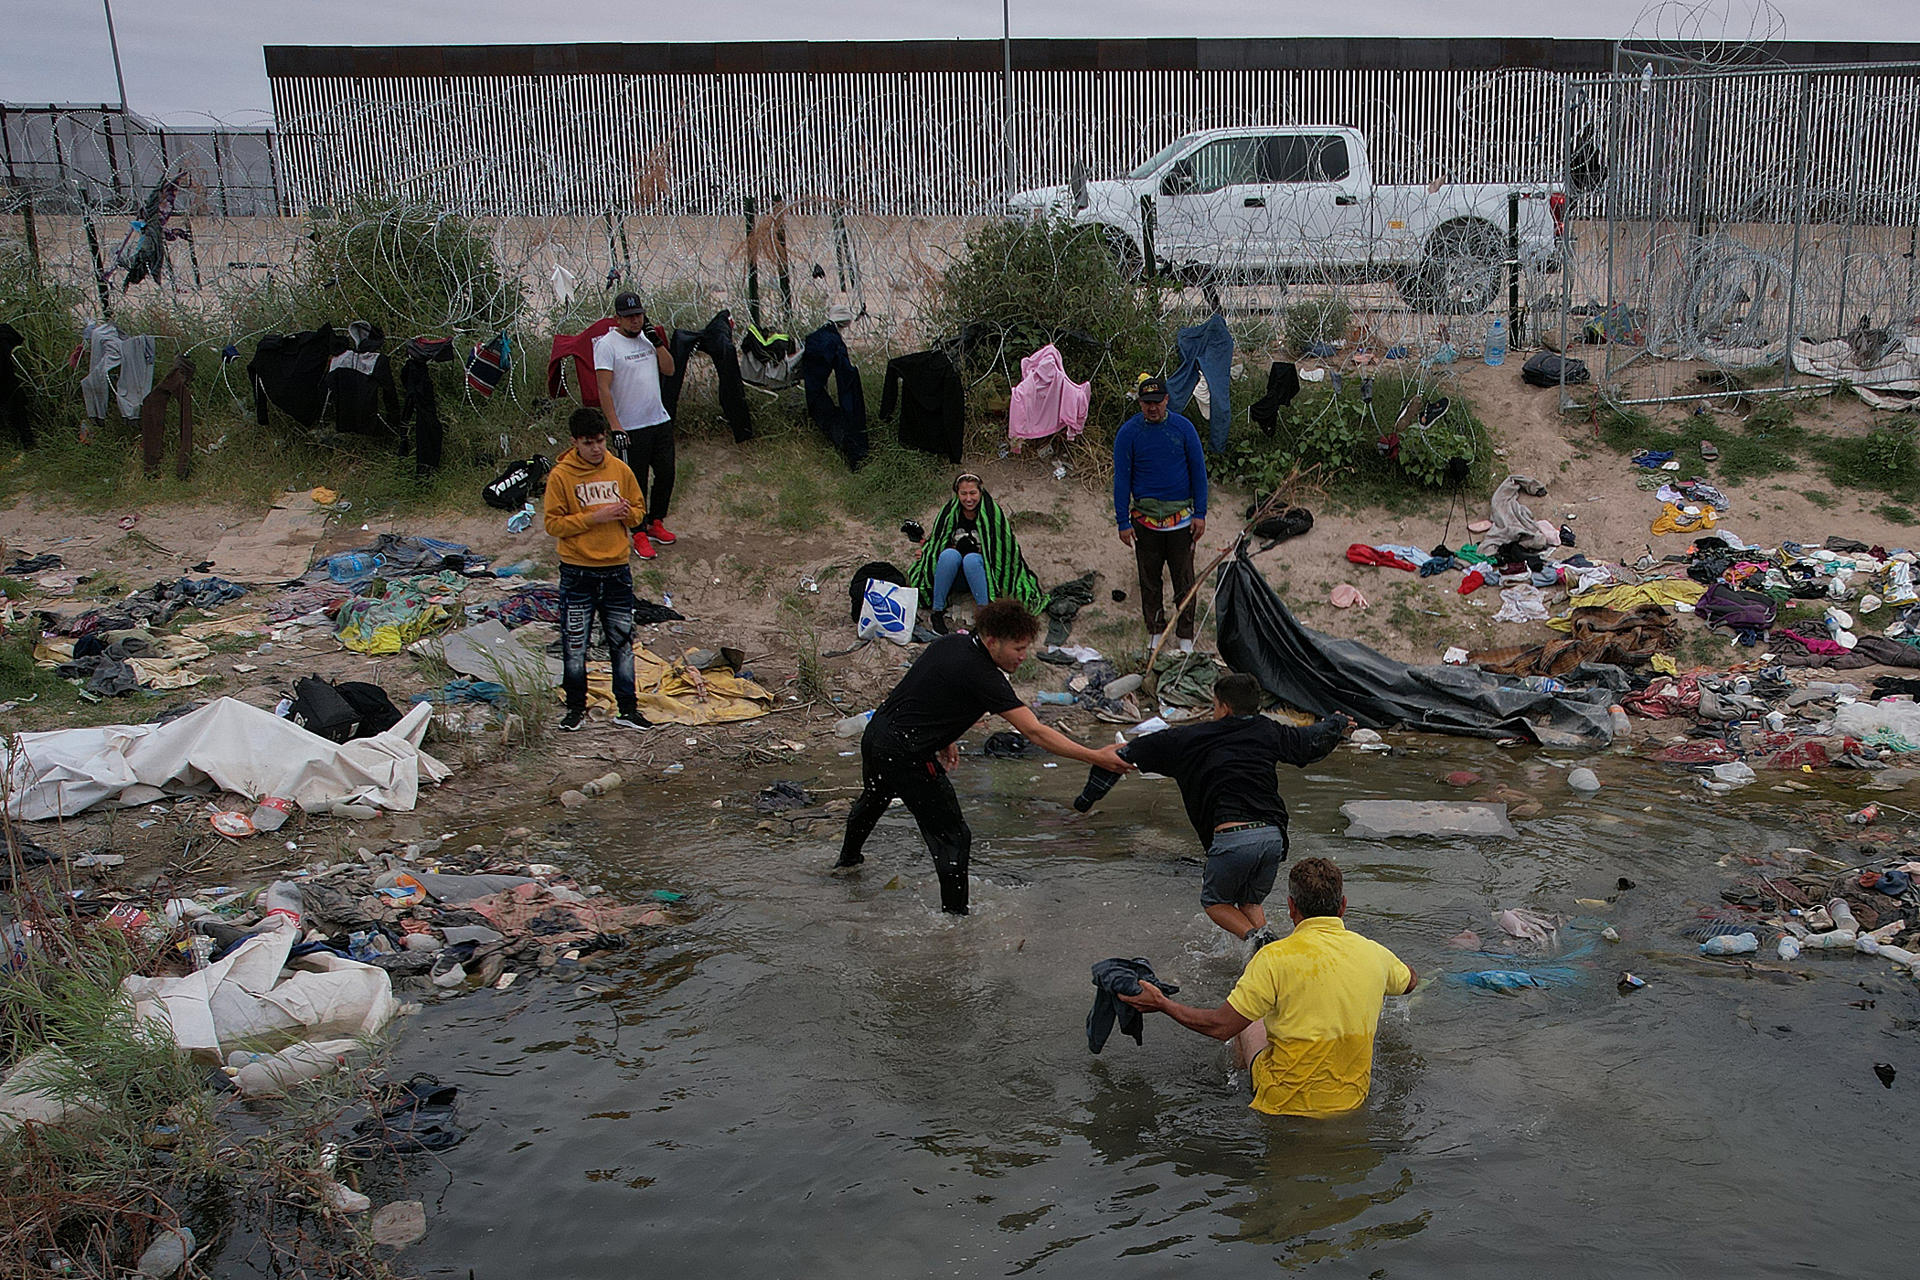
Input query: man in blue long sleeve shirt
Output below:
<box><xmin>1113</xmin><ymin>376</ymin><xmax>1209</xmax><ymax>653</ymax></box>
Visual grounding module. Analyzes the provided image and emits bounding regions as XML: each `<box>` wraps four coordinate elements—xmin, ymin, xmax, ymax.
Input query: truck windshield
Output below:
<box><xmin>1126</xmin><ymin>136</ymin><xmax>1196</xmax><ymax>180</ymax></box>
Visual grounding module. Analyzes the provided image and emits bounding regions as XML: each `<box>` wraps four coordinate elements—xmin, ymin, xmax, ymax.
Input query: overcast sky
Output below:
<box><xmin>3</xmin><ymin>1</ymin><xmax>1895</xmax><ymax>124</ymax></box>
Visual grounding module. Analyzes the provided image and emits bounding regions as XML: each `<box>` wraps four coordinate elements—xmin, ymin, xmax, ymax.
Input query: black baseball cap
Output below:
<box><xmin>613</xmin><ymin>292</ymin><xmax>646</xmax><ymax>317</ymax></box>
<box><xmin>1137</xmin><ymin>376</ymin><xmax>1168</xmax><ymax>402</ymax></box>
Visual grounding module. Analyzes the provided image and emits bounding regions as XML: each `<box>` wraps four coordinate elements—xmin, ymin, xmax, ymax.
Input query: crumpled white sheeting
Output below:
<box><xmin>1493</xmin><ymin>584</ymin><xmax>1550</xmax><ymax>624</ymax></box>
<box><xmin>122</xmin><ymin>924</ymin><xmax>396</xmax><ymax>1063</ymax></box>
<box><xmin>1792</xmin><ymin>337</ymin><xmax>1920</xmax><ymax>409</ymax></box>
<box><xmin>2</xmin><ymin>696</ymin><xmax>448</xmax><ymax>821</ymax></box>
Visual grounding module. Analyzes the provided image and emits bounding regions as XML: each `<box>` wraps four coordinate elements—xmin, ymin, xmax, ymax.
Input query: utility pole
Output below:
<box><xmin>103</xmin><ymin>0</ymin><xmax>129</xmax><ymax>111</ymax></box>
<box><xmin>1001</xmin><ymin>0</ymin><xmax>1013</xmax><ymax>204</ymax></box>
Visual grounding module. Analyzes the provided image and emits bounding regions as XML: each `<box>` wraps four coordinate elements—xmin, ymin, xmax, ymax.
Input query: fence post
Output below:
<box><xmin>1506</xmin><ymin>190</ymin><xmax>1523</xmax><ymax>347</ymax></box>
<box><xmin>743</xmin><ymin>195</ymin><xmax>761</xmax><ymax>329</ymax></box>
<box><xmin>1833</xmin><ymin>72</ymin><xmax>1866</xmax><ymax>335</ymax></box>
<box><xmin>772</xmin><ymin>194</ymin><xmax>793</xmax><ymax>321</ymax></box>
<box><xmin>1781</xmin><ymin>72</ymin><xmax>1813</xmax><ymax>394</ymax></box>
<box><xmin>831</xmin><ymin>206</ymin><xmax>856</xmax><ymax>293</ymax></box>
<box><xmin>101</xmin><ymin>109</ymin><xmax>125</xmax><ymax>202</ymax></box>
<box><xmin>0</xmin><ymin>105</ymin><xmax>41</xmax><ymax>274</ymax></box>
<box><xmin>1558</xmin><ymin>75</ymin><xmax>1576</xmax><ymax>411</ymax></box>
<box><xmin>81</xmin><ymin>198</ymin><xmax>112</xmax><ymax>319</ymax></box>
<box><xmin>1138</xmin><ymin>194</ymin><xmax>1156</xmax><ymax>281</ymax></box>
<box><xmin>1686</xmin><ymin>77</ymin><xmax>1712</xmax><ymax>240</ymax></box>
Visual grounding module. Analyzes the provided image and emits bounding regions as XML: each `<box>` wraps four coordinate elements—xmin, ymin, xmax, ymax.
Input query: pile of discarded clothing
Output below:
<box><xmin>1698</xmin><ymin>848</ymin><xmax>1920</xmax><ymax>984</ymax></box>
<box><xmin>2</xmin><ymin>845</ymin><xmax>674</xmax><ymax>1108</ymax></box>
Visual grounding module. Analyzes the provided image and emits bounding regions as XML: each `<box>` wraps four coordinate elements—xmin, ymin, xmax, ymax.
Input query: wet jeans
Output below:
<box><xmin>837</xmin><ymin>716</ymin><xmax>973</xmax><ymax>913</ymax></box>
<box><xmin>932</xmin><ymin>548</ymin><xmax>989</xmax><ymax>610</ymax></box>
<box><xmin>559</xmin><ymin>563</ymin><xmax>637</xmax><ymax>716</ymax></box>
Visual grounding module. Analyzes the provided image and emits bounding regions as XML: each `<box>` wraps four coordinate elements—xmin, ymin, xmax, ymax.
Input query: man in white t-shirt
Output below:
<box><xmin>592</xmin><ymin>292</ymin><xmax>677</xmax><ymax>559</ymax></box>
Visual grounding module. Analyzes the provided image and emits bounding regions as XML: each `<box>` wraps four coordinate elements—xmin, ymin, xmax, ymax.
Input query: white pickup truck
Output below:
<box><xmin>1009</xmin><ymin>125</ymin><xmax>1565</xmax><ymax>313</ymax></box>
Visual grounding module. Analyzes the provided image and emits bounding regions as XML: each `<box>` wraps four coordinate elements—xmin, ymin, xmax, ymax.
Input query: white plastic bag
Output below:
<box><xmin>858</xmin><ymin>581</ymin><xmax>918</xmax><ymax>646</ymax></box>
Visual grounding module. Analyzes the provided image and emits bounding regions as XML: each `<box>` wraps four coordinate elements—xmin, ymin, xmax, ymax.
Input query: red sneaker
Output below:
<box><xmin>647</xmin><ymin>519</ymin><xmax>677</xmax><ymax>546</ymax></box>
<box><xmin>630</xmin><ymin>528</ymin><xmax>657</xmax><ymax>560</ymax></box>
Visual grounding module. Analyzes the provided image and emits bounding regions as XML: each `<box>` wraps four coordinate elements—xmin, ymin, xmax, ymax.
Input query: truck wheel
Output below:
<box><xmin>1101</xmin><ymin>227</ymin><xmax>1145</xmax><ymax>280</ymax></box>
<box><xmin>1408</xmin><ymin>221</ymin><xmax>1504</xmax><ymax>315</ymax></box>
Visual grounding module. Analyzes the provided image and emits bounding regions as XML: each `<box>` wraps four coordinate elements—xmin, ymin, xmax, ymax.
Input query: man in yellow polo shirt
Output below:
<box><xmin>1119</xmin><ymin>857</ymin><xmax>1416</xmax><ymax>1118</ymax></box>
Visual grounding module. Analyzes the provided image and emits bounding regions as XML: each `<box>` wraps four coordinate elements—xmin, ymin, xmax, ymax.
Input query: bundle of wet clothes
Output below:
<box><xmin>249</xmin><ymin>321</ymin><xmax>398</xmax><ymax>436</ymax></box>
<box><xmin>1087</xmin><ymin>958</ymin><xmax>1179</xmax><ymax>1052</ymax></box>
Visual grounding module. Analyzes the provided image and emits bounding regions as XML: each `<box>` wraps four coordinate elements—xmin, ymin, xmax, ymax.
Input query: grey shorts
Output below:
<box><xmin>1200</xmin><ymin>824</ymin><xmax>1288</xmax><ymax>907</ymax></box>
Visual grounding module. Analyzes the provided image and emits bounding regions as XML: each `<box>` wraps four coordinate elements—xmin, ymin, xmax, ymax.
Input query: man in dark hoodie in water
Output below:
<box><xmin>1120</xmin><ymin>673</ymin><xmax>1353</xmax><ymax>946</ymax></box>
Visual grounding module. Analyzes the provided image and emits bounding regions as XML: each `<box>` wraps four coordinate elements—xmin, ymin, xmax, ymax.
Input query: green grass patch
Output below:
<box><xmin>1220</xmin><ymin>376</ymin><xmax>1494</xmax><ymax>515</ymax></box>
<box><xmin>1596</xmin><ymin>401</ymin><xmax>1807</xmax><ymax>484</ymax></box>
<box><xmin>1806</xmin><ymin>489</ymin><xmax>1838</xmax><ymax>509</ymax></box>
<box><xmin>1876</xmin><ymin>503</ymin><xmax>1918</xmax><ymax>525</ymax></box>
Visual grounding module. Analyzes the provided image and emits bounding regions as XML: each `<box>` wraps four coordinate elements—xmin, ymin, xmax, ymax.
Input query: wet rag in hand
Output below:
<box><xmin>1087</xmin><ymin>958</ymin><xmax>1179</xmax><ymax>1053</ymax></box>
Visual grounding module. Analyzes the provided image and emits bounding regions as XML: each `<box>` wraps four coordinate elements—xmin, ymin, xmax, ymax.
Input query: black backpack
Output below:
<box><xmin>1521</xmin><ymin>352</ymin><xmax>1591</xmax><ymax>387</ymax></box>
<box><xmin>483</xmin><ymin>455</ymin><xmax>553</xmax><ymax>510</ymax></box>
<box><xmin>335</xmin><ymin>681</ymin><xmax>404</xmax><ymax>738</ymax></box>
<box><xmin>290</xmin><ymin>675</ymin><xmax>361</xmax><ymax>743</ymax></box>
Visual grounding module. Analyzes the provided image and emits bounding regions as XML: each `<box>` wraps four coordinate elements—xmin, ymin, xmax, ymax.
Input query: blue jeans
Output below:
<box><xmin>1166</xmin><ymin>312</ymin><xmax>1235</xmax><ymax>453</ymax></box>
<box><xmin>932</xmin><ymin>548</ymin><xmax>990</xmax><ymax>610</ymax></box>
<box><xmin>559</xmin><ymin>563</ymin><xmax>637</xmax><ymax>716</ymax></box>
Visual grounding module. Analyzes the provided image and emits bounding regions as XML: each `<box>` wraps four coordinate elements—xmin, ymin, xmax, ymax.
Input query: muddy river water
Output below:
<box><xmin>349</xmin><ymin>741</ymin><xmax>1911</xmax><ymax>1277</ymax></box>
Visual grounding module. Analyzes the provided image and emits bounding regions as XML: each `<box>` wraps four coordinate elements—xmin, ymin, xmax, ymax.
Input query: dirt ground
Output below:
<box><xmin>4</xmin><ymin>356</ymin><xmax>1917</xmax><ymax>884</ymax></box>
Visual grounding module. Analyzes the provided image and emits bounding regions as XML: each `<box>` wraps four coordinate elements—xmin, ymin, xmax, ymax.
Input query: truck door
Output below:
<box><xmin>1263</xmin><ymin>133</ymin><xmax>1371</xmax><ymax>269</ymax></box>
<box><xmin>1156</xmin><ymin>135</ymin><xmax>1271</xmax><ymax>278</ymax></box>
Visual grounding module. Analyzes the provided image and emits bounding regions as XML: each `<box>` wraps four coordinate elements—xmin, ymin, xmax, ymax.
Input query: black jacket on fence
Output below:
<box><xmin>323</xmin><ymin>321</ymin><xmax>399</xmax><ymax>437</ymax></box>
<box><xmin>0</xmin><ymin>323</ymin><xmax>30</xmax><ymax>447</ymax></box>
<box><xmin>880</xmin><ymin>349</ymin><xmax>964</xmax><ymax>463</ymax></box>
<box><xmin>398</xmin><ymin>338</ymin><xmax>457</xmax><ymax>477</ymax></box>
<box><xmin>661</xmin><ymin>310</ymin><xmax>754</xmax><ymax>443</ymax></box>
<box><xmin>250</xmin><ymin>325</ymin><xmax>337</xmax><ymax>428</ymax></box>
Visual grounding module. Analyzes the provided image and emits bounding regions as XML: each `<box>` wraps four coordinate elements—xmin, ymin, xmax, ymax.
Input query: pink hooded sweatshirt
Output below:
<box><xmin>1008</xmin><ymin>344</ymin><xmax>1090</xmax><ymax>443</ymax></box>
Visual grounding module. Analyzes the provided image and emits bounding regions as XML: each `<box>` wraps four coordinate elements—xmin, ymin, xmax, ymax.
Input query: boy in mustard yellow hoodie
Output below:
<box><xmin>544</xmin><ymin>408</ymin><xmax>651</xmax><ymax>732</ymax></box>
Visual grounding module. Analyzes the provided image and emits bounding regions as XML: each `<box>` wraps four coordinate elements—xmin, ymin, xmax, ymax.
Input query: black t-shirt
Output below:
<box><xmin>947</xmin><ymin>510</ymin><xmax>981</xmax><ymax>557</ymax></box>
<box><xmin>872</xmin><ymin>633</ymin><xmax>1021</xmax><ymax>760</ymax></box>
<box><xmin>1121</xmin><ymin>714</ymin><xmax>1343</xmax><ymax>849</ymax></box>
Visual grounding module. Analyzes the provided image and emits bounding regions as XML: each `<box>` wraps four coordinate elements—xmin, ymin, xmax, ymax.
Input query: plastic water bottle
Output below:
<box><xmin>1608</xmin><ymin>705</ymin><xmax>1632</xmax><ymax>748</ymax></box>
<box><xmin>134</xmin><ymin>1227</ymin><xmax>194</xmax><ymax>1278</ymax></box>
<box><xmin>1798</xmin><ymin>928</ymin><xmax>1858</xmax><ymax>950</ymax></box>
<box><xmin>225</xmin><ymin>1039</ymin><xmax>357</xmax><ymax>1097</ymax></box>
<box><xmin>1102</xmin><ymin>673</ymin><xmax>1144</xmax><ymax>699</ymax></box>
<box><xmin>261</xmin><ymin>881</ymin><xmax>303</xmax><ymax>929</ymax></box>
<box><xmin>834</xmin><ymin>709</ymin><xmax>874</xmax><ymax>739</ymax></box>
<box><xmin>1484</xmin><ymin>319</ymin><xmax>1507</xmax><ymax>366</ymax></box>
<box><xmin>1776</xmin><ymin>935</ymin><xmax>1801</xmax><ymax>960</ymax></box>
<box><xmin>1035</xmin><ymin>691</ymin><xmax>1076</xmax><ymax>706</ymax></box>
<box><xmin>1699</xmin><ymin>932</ymin><xmax>1758</xmax><ymax>956</ymax></box>
<box><xmin>1828</xmin><ymin>899</ymin><xmax>1860</xmax><ymax>934</ymax></box>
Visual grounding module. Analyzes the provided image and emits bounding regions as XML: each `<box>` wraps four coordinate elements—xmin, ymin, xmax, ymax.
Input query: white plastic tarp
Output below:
<box><xmin>121</xmin><ymin>925</ymin><xmax>397</xmax><ymax>1064</ymax></box>
<box><xmin>2</xmin><ymin>696</ymin><xmax>449</xmax><ymax>821</ymax></box>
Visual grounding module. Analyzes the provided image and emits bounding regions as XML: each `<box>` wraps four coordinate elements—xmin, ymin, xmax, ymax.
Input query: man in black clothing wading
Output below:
<box><xmin>1118</xmin><ymin>673</ymin><xmax>1353</xmax><ymax>945</ymax></box>
<box><xmin>832</xmin><ymin>600</ymin><xmax>1133</xmax><ymax>914</ymax></box>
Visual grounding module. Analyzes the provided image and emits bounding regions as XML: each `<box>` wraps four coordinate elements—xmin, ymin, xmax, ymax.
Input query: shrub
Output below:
<box><xmin>1283</xmin><ymin>297</ymin><xmax>1351</xmax><ymax>357</ymax></box>
<box><xmin>924</xmin><ymin>215</ymin><xmax>1165</xmax><ymax>437</ymax></box>
<box><xmin>297</xmin><ymin>197</ymin><xmax>525</xmax><ymax>336</ymax></box>
<box><xmin>0</xmin><ymin>240</ymin><xmax>88</xmax><ymax>436</ymax></box>
<box><xmin>1863</xmin><ymin>424</ymin><xmax>1916</xmax><ymax>476</ymax></box>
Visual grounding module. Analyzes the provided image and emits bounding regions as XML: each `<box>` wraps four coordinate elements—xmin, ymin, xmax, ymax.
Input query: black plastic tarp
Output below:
<box><xmin>1214</xmin><ymin>551</ymin><xmax>1616</xmax><ymax>745</ymax></box>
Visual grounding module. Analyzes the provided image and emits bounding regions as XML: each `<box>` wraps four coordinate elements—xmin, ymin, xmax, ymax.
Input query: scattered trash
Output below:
<box><xmin>1875</xmin><ymin>1062</ymin><xmax>1897</xmax><ymax>1089</ymax></box>
<box><xmin>369</xmin><ymin>1200</ymin><xmax>428</xmax><ymax>1249</ymax></box>
<box><xmin>1700</xmin><ymin>932</ymin><xmax>1759</xmax><ymax>956</ymax></box>
<box><xmin>1567</xmin><ymin>768</ymin><xmax>1601</xmax><ymax>793</ymax></box>
<box><xmin>1618</xmin><ymin>972</ymin><xmax>1646</xmax><ymax>991</ymax></box>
